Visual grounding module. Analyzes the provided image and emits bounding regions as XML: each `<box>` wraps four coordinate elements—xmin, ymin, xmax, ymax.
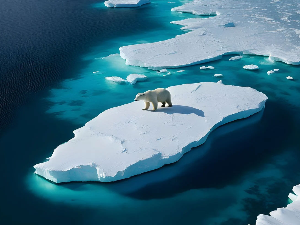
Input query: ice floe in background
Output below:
<box><xmin>267</xmin><ymin>69</ymin><xmax>279</xmax><ymax>75</ymax></box>
<box><xmin>214</xmin><ymin>74</ymin><xmax>223</xmax><ymax>77</ymax></box>
<box><xmin>126</xmin><ymin>74</ymin><xmax>147</xmax><ymax>84</ymax></box>
<box><xmin>104</xmin><ymin>0</ymin><xmax>150</xmax><ymax>8</ymax></box>
<box><xmin>243</xmin><ymin>64</ymin><xmax>259</xmax><ymax>70</ymax></box>
<box><xmin>105</xmin><ymin>76</ymin><xmax>127</xmax><ymax>83</ymax></box>
<box><xmin>120</xmin><ymin>0</ymin><xmax>300</xmax><ymax>69</ymax></box>
<box><xmin>256</xmin><ymin>184</ymin><xmax>300</xmax><ymax>225</ymax></box>
<box><xmin>200</xmin><ymin>66</ymin><xmax>214</xmax><ymax>70</ymax></box>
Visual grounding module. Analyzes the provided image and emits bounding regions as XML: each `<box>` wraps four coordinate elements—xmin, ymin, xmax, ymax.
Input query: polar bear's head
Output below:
<box><xmin>134</xmin><ymin>93</ymin><xmax>146</xmax><ymax>101</ymax></box>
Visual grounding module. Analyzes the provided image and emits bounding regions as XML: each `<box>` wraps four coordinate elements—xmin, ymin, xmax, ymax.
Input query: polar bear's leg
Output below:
<box><xmin>166</xmin><ymin>98</ymin><xmax>172</xmax><ymax>107</ymax></box>
<box><xmin>152</xmin><ymin>101</ymin><xmax>158</xmax><ymax>111</ymax></box>
<box><xmin>143</xmin><ymin>102</ymin><xmax>150</xmax><ymax>110</ymax></box>
<box><xmin>161</xmin><ymin>102</ymin><xmax>166</xmax><ymax>107</ymax></box>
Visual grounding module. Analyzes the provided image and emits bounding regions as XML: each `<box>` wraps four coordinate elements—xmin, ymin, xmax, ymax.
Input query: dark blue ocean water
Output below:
<box><xmin>1</xmin><ymin>0</ymin><xmax>300</xmax><ymax>225</ymax></box>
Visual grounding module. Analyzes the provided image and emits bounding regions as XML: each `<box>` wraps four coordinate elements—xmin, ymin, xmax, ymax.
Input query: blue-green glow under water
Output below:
<box><xmin>1</xmin><ymin>0</ymin><xmax>300</xmax><ymax>225</ymax></box>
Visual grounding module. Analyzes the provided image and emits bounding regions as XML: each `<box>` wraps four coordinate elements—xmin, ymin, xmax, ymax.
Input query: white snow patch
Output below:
<box><xmin>104</xmin><ymin>0</ymin><xmax>150</xmax><ymax>8</ymax></box>
<box><xmin>105</xmin><ymin>76</ymin><xmax>127</xmax><ymax>83</ymax></box>
<box><xmin>126</xmin><ymin>74</ymin><xmax>147</xmax><ymax>84</ymax></box>
<box><xmin>200</xmin><ymin>66</ymin><xmax>215</xmax><ymax>70</ymax></box>
<box><xmin>34</xmin><ymin>82</ymin><xmax>267</xmax><ymax>183</ymax></box>
<box><xmin>243</xmin><ymin>64</ymin><xmax>259</xmax><ymax>70</ymax></box>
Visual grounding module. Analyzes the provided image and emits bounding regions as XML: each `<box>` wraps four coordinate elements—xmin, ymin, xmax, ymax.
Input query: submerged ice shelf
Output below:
<box><xmin>256</xmin><ymin>184</ymin><xmax>300</xmax><ymax>225</ymax></box>
<box><xmin>104</xmin><ymin>0</ymin><xmax>150</xmax><ymax>8</ymax></box>
<box><xmin>120</xmin><ymin>0</ymin><xmax>300</xmax><ymax>68</ymax></box>
<box><xmin>34</xmin><ymin>82</ymin><xmax>267</xmax><ymax>183</ymax></box>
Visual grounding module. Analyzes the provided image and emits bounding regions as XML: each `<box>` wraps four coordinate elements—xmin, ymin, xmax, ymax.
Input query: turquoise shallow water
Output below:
<box><xmin>1</xmin><ymin>0</ymin><xmax>300</xmax><ymax>224</ymax></box>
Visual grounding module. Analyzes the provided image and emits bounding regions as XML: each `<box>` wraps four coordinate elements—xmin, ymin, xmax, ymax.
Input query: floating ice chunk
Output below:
<box><xmin>104</xmin><ymin>0</ymin><xmax>150</xmax><ymax>8</ymax></box>
<box><xmin>267</xmin><ymin>69</ymin><xmax>279</xmax><ymax>75</ymax></box>
<box><xmin>126</xmin><ymin>74</ymin><xmax>147</xmax><ymax>84</ymax></box>
<box><xmin>177</xmin><ymin>70</ymin><xmax>185</xmax><ymax>73</ymax></box>
<box><xmin>34</xmin><ymin>82</ymin><xmax>267</xmax><ymax>183</ymax></box>
<box><xmin>229</xmin><ymin>56</ymin><xmax>243</xmax><ymax>61</ymax></box>
<box><xmin>243</xmin><ymin>64</ymin><xmax>259</xmax><ymax>70</ymax></box>
<box><xmin>200</xmin><ymin>66</ymin><xmax>214</xmax><ymax>70</ymax></box>
<box><xmin>286</xmin><ymin>76</ymin><xmax>294</xmax><ymax>80</ymax></box>
<box><xmin>214</xmin><ymin>74</ymin><xmax>223</xmax><ymax>77</ymax></box>
<box><xmin>105</xmin><ymin>76</ymin><xmax>127</xmax><ymax>83</ymax></box>
<box><xmin>159</xmin><ymin>69</ymin><xmax>168</xmax><ymax>73</ymax></box>
<box><xmin>256</xmin><ymin>184</ymin><xmax>300</xmax><ymax>225</ymax></box>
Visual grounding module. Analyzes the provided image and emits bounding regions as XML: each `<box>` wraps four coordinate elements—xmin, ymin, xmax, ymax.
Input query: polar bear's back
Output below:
<box><xmin>154</xmin><ymin>88</ymin><xmax>171</xmax><ymax>102</ymax></box>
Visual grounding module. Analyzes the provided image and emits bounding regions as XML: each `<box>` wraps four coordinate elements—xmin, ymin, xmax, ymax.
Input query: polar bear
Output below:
<box><xmin>134</xmin><ymin>88</ymin><xmax>172</xmax><ymax>111</ymax></box>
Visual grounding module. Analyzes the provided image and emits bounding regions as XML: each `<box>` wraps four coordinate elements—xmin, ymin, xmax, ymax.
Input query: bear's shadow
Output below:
<box><xmin>156</xmin><ymin>105</ymin><xmax>205</xmax><ymax>117</ymax></box>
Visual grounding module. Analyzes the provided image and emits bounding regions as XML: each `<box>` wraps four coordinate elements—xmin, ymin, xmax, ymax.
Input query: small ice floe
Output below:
<box><xmin>200</xmin><ymin>66</ymin><xmax>214</xmax><ymax>70</ymax></box>
<box><xmin>126</xmin><ymin>74</ymin><xmax>147</xmax><ymax>84</ymax></box>
<box><xmin>104</xmin><ymin>0</ymin><xmax>150</xmax><ymax>8</ymax></box>
<box><xmin>159</xmin><ymin>69</ymin><xmax>168</xmax><ymax>73</ymax></box>
<box><xmin>243</xmin><ymin>64</ymin><xmax>259</xmax><ymax>70</ymax></box>
<box><xmin>105</xmin><ymin>76</ymin><xmax>127</xmax><ymax>83</ymax></box>
<box><xmin>177</xmin><ymin>70</ymin><xmax>185</xmax><ymax>73</ymax></box>
<box><xmin>93</xmin><ymin>71</ymin><xmax>100</xmax><ymax>74</ymax></box>
<box><xmin>286</xmin><ymin>76</ymin><xmax>294</xmax><ymax>80</ymax></box>
<box><xmin>214</xmin><ymin>74</ymin><xmax>223</xmax><ymax>77</ymax></box>
<box><xmin>267</xmin><ymin>69</ymin><xmax>279</xmax><ymax>75</ymax></box>
<box><xmin>229</xmin><ymin>56</ymin><xmax>243</xmax><ymax>61</ymax></box>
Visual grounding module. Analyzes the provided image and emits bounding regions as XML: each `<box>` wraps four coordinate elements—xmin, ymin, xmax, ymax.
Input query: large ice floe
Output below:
<box><xmin>34</xmin><ymin>82</ymin><xmax>267</xmax><ymax>183</ymax></box>
<box><xmin>256</xmin><ymin>184</ymin><xmax>300</xmax><ymax>225</ymax></box>
<box><xmin>104</xmin><ymin>0</ymin><xmax>150</xmax><ymax>8</ymax></box>
<box><xmin>120</xmin><ymin>0</ymin><xmax>300</xmax><ymax>68</ymax></box>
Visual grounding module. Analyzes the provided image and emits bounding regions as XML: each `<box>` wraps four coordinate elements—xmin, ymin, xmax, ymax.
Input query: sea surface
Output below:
<box><xmin>0</xmin><ymin>0</ymin><xmax>300</xmax><ymax>224</ymax></box>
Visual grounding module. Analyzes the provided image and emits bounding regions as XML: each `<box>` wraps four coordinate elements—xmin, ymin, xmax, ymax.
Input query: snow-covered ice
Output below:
<box><xmin>214</xmin><ymin>74</ymin><xmax>223</xmax><ymax>77</ymax></box>
<box><xmin>256</xmin><ymin>184</ymin><xmax>300</xmax><ymax>225</ymax></box>
<box><xmin>34</xmin><ymin>82</ymin><xmax>267</xmax><ymax>183</ymax></box>
<box><xmin>120</xmin><ymin>0</ymin><xmax>300</xmax><ymax>69</ymax></box>
<box><xmin>243</xmin><ymin>64</ymin><xmax>259</xmax><ymax>70</ymax></box>
<box><xmin>104</xmin><ymin>0</ymin><xmax>150</xmax><ymax>8</ymax></box>
<box><xmin>200</xmin><ymin>66</ymin><xmax>214</xmax><ymax>70</ymax></box>
<box><xmin>229</xmin><ymin>56</ymin><xmax>243</xmax><ymax>61</ymax></box>
<box><xmin>286</xmin><ymin>76</ymin><xmax>294</xmax><ymax>80</ymax></box>
<box><xmin>105</xmin><ymin>76</ymin><xmax>127</xmax><ymax>83</ymax></box>
<box><xmin>126</xmin><ymin>74</ymin><xmax>147</xmax><ymax>84</ymax></box>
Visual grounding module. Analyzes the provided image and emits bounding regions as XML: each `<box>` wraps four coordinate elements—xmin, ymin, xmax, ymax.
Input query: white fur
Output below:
<box><xmin>134</xmin><ymin>88</ymin><xmax>172</xmax><ymax>110</ymax></box>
